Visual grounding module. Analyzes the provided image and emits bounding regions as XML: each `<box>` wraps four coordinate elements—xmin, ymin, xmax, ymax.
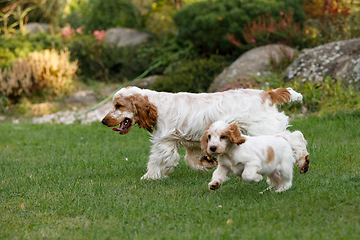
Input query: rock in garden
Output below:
<box><xmin>25</xmin><ymin>23</ymin><xmax>50</xmax><ymax>33</ymax></box>
<box><xmin>105</xmin><ymin>28</ymin><xmax>153</xmax><ymax>47</ymax></box>
<box><xmin>208</xmin><ymin>44</ymin><xmax>298</xmax><ymax>92</ymax></box>
<box><xmin>284</xmin><ymin>38</ymin><xmax>360</xmax><ymax>88</ymax></box>
<box><xmin>65</xmin><ymin>90</ymin><xmax>97</xmax><ymax>105</ymax></box>
<box><xmin>127</xmin><ymin>75</ymin><xmax>164</xmax><ymax>89</ymax></box>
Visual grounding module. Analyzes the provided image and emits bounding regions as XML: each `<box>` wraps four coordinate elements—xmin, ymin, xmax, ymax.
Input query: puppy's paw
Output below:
<box><xmin>201</xmin><ymin>156</ymin><xmax>218</xmax><ymax>170</ymax></box>
<box><xmin>208</xmin><ymin>181</ymin><xmax>221</xmax><ymax>191</ymax></box>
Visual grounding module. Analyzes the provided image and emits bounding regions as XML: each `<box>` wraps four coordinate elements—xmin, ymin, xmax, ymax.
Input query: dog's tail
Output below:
<box><xmin>267</xmin><ymin>87</ymin><xmax>303</xmax><ymax>105</ymax></box>
<box><xmin>278</xmin><ymin>130</ymin><xmax>309</xmax><ymax>173</ymax></box>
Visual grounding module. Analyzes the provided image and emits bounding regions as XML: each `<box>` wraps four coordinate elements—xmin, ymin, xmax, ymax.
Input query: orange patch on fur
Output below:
<box><xmin>267</xmin><ymin>146</ymin><xmax>275</xmax><ymax>163</ymax></box>
<box><xmin>129</xmin><ymin>94</ymin><xmax>158</xmax><ymax>133</ymax></box>
<box><xmin>228</xmin><ymin>123</ymin><xmax>246</xmax><ymax>145</ymax></box>
<box><xmin>261</xmin><ymin>88</ymin><xmax>291</xmax><ymax>105</ymax></box>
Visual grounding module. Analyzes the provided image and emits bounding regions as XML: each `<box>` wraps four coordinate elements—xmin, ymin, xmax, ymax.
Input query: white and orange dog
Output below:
<box><xmin>201</xmin><ymin>121</ymin><xmax>309</xmax><ymax>192</ymax></box>
<box><xmin>102</xmin><ymin>86</ymin><xmax>304</xmax><ymax>180</ymax></box>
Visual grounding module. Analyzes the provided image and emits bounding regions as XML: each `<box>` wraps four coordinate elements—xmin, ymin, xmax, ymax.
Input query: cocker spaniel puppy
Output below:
<box><xmin>201</xmin><ymin>121</ymin><xmax>309</xmax><ymax>192</ymax></box>
<box><xmin>102</xmin><ymin>86</ymin><xmax>303</xmax><ymax>180</ymax></box>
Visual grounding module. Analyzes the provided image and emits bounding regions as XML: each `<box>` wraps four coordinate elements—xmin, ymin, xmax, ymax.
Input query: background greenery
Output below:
<box><xmin>1</xmin><ymin>111</ymin><xmax>360</xmax><ymax>239</ymax></box>
<box><xmin>1</xmin><ymin>0</ymin><xmax>360</xmax><ymax>102</ymax></box>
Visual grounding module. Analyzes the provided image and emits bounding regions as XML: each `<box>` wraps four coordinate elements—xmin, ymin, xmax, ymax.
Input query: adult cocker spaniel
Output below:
<box><xmin>102</xmin><ymin>86</ymin><xmax>303</xmax><ymax>180</ymax></box>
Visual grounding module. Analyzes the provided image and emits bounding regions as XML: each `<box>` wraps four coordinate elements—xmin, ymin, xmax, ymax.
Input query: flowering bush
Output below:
<box><xmin>227</xmin><ymin>11</ymin><xmax>316</xmax><ymax>50</ymax></box>
<box><xmin>62</xmin><ymin>26</ymin><xmax>83</xmax><ymax>39</ymax></box>
<box><xmin>174</xmin><ymin>0</ymin><xmax>306</xmax><ymax>56</ymax></box>
<box><xmin>305</xmin><ymin>0</ymin><xmax>360</xmax><ymax>44</ymax></box>
<box><xmin>93</xmin><ymin>30</ymin><xmax>106</xmax><ymax>42</ymax></box>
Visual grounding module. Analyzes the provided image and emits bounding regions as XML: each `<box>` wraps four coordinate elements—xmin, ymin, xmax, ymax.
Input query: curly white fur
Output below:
<box><xmin>102</xmin><ymin>86</ymin><xmax>303</xmax><ymax>180</ymax></box>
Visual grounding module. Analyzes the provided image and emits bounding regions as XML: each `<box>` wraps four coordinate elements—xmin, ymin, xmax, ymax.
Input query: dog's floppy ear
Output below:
<box><xmin>201</xmin><ymin>129</ymin><xmax>213</xmax><ymax>158</ymax></box>
<box><xmin>228</xmin><ymin>122</ymin><xmax>246</xmax><ymax>145</ymax></box>
<box><xmin>201</xmin><ymin>129</ymin><xmax>209</xmax><ymax>151</ymax></box>
<box><xmin>129</xmin><ymin>95</ymin><xmax>158</xmax><ymax>133</ymax></box>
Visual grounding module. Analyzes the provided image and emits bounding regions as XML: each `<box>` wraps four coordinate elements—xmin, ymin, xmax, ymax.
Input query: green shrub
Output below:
<box><xmin>82</xmin><ymin>0</ymin><xmax>142</xmax><ymax>31</ymax></box>
<box><xmin>151</xmin><ymin>55</ymin><xmax>230</xmax><ymax>93</ymax></box>
<box><xmin>228</xmin><ymin>12</ymin><xmax>316</xmax><ymax>51</ymax></box>
<box><xmin>0</xmin><ymin>33</ymin><xmax>64</xmax><ymax>68</ymax></box>
<box><xmin>68</xmin><ymin>34</ymin><xmax>198</xmax><ymax>82</ymax></box>
<box><xmin>173</xmin><ymin>0</ymin><xmax>306</xmax><ymax>56</ymax></box>
<box><xmin>67</xmin><ymin>33</ymin><xmax>162</xmax><ymax>82</ymax></box>
<box><xmin>141</xmin><ymin>0</ymin><xmax>178</xmax><ymax>38</ymax></box>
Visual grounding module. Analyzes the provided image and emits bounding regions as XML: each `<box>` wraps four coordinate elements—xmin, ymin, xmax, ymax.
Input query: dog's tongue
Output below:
<box><xmin>112</xmin><ymin>121</ymin><xmax>126</xmax><ymax>132</ymax></box>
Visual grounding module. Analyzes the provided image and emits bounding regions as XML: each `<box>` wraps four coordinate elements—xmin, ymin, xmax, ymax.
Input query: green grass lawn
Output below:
<box><xmin>1</xmin><ymin>112</ymin><xmax>360</xmax><ymax>239</ymax></box>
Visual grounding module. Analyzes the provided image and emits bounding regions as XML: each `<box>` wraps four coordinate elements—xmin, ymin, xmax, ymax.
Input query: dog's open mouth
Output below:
<box><xmin>112</xmin><ymin>118</ymin><xmax>133</xmax><ymax>135</ymax></box>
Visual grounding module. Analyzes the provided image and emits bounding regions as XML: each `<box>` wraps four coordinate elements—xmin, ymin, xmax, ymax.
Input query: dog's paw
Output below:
<box><xmin>208</xmin><ymin>181</ymin><xmax>221</xmax><ymax>191</ymax></box>
<box><xmin>140</xmin><ymin>172</ymin><xmax>162</xmax><ymax>180</ymax></box>
<box><xmin>298</xmin><ymin>157</ymin><xmax>310</xmax><ymax>174</ymax></box>
<box><xmin>200</xmin><ymin>156</ymin><xmax>218</xmax><ymax>170</ymax></box>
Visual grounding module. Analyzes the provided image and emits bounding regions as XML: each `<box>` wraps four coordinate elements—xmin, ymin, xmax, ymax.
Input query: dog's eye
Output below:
<box><xmin>115</xmin><ymin>104</ymin><xmax>122</xmax><ymax>109</ymax></box>
<box><xmin>208</xmin><ymin>135</ymin><xmax>211</xmax><ymax>140</ymax></box>
<box><xmin>220</xmin><ymin>135</ymin><xmax>226</xmax><ymax>139</ymax></box>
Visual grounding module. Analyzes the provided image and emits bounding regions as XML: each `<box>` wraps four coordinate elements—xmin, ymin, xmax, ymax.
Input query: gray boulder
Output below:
<box><xmin>127</xmin><ymin>75</ymin><xmax>163</xmax><ymax>89</ymax></box>
<box><xmin>208</xmin><ymin>44</ymin><xmax>298</xmax><ymax>92</ymax></box>
<box><xmin>25</xmin><ymin>23</ymin><xmax>50</xmax><ymax>33</ymax></box>
<box><xmin>65</xmin><ymin>90</ymin><xmax>98</xmax><ymax>105</ymax></box>
<box><xmin>105</xmin><ymin>28</ymin><xmax>153</xmax><ymax>47</ymax></box>
<box><xmin>284</xmin><ymin>38</ymin><xmax>360</xmax><ymax>88</ymax></box>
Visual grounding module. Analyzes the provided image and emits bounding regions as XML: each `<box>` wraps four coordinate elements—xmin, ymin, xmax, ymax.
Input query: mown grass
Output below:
<box><xmin>1</xmin><ymin>111</ymin><xmax>360</xmax><ymax>239</ymax></box>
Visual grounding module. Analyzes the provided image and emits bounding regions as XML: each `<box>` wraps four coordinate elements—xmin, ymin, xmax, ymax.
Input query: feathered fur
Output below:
<box><xmin>202</xmin><ymin>121</ymin><xmax>306</xmax><ymax>193</ymax></box>
<box><xmin>102</xmin><ymin>86</ymin><xmax>303</xmax><ymax>180</ymax></box>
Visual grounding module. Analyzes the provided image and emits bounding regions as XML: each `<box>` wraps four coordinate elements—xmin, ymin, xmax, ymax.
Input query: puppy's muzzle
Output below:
<box><xmin>210</xmin><ymin>146</ymin><xmax>217</xmax><ymax>152</ymax></box>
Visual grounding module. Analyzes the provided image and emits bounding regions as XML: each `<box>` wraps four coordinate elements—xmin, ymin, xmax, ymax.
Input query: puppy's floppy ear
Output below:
<box><xmin>201</xmin><ymin>130</ymin><xmax>213</xmax><ymax>158</ymax></box>
<box><xmin>228</xmin><ymin>122</ymin><xmax>246</xmax><ymax>145</ymax></box>
<box><xmin>129</xmin><ymin>95</ymin><xmax>158</xmax><ymax>133</ymax></box>
<box><xmin>201</xmin><ymin>130</ymin><xmax>209</xmax><ymax>151</ymax></box>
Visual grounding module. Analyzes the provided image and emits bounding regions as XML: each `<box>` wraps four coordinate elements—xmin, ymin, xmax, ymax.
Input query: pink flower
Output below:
<box><xmin>93</xmin><ymin>30</ymin><xmax>106</xmax><ymax>42</ymax></box>
<box><xmin>251</xmin><ymin>38</ymin><xmax>256</xmax><ymax>43</ymax></box>
<box><xmin>62</xmin><ymin>26</ymin><xmax>72</xmax><ymax>39</ymax></box>
<box><xmin>76</xmin><ymin>27</ymin><xmax>83</xmax><ymax>34</ymax></box>
<box><xmin>280</xmin><ymin>11</ymin><xmax>284</xmax><ymax>15</ymax></box>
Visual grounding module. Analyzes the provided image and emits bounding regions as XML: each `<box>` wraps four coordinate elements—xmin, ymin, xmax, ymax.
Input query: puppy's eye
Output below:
<box><xmin>208</xmin><ymin>135</ymin><xmax>211</xmax><ymax>140</ymax></box>
<box><xmin>115</xmin><ymin>104</ymin><xmax>122</xmax><ymax>109</ymax></box>
<box><xmin>220</xmin><ymin>135</ymin><xmax>226</xmax><ymax>139</ymax></box>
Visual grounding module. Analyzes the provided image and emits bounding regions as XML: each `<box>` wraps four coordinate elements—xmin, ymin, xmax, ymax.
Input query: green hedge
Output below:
<box><xmin>62</xmin><ymin>0</ymin><xmax>143</xmax><ymax>31</ymax></box>
<box><xmin>151</xmin><ymin>55</ymin><xmax>230</xmax><ymax>93</ymax></box>
<box><xmin>0</xmin><ymin>33</ymin><xmax>63</xmax><ymax>68</ymax></box>
<box><xmin>173</xmin><ymin>0</ymin><xmax>306</xmax><ymax>55</ymax></box>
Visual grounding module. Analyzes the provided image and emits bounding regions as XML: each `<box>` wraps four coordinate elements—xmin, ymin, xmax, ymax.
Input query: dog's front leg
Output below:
<box><xmin>141</xmin><ymin>141</ymin><xmax>180</xmax><ymax>180</ymax></box>
<box><xmin>208</xmin><ymin>161</ymin><xmax>231</xmax><ymax>190</ymax></box>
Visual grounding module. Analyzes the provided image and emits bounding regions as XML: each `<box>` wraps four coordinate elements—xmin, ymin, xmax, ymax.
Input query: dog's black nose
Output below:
<box><xmin>210</xmin><ymin>146</ymin><xmax>217</xmax><ymax>152</ymax></box>
<box><xmin>102</xmin><ymin>119</ymin><xmax>107</xmax><ymax>125</ymax></box>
